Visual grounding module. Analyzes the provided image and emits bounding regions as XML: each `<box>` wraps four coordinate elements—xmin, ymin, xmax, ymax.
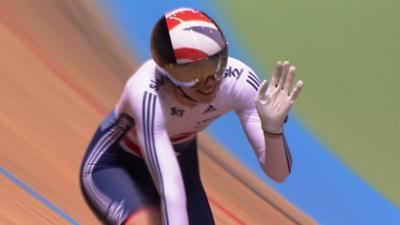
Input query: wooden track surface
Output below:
<box><xmin>0</xmin><ymin>1</ymin><xmax>316</xmax><ymax>224</ymax></box>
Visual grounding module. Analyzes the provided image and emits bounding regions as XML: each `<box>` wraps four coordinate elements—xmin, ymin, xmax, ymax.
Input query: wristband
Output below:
<box><xmin>263</xmin><ymin>130</ymin><xmax>283</xmax><ymax>138</ymax></box>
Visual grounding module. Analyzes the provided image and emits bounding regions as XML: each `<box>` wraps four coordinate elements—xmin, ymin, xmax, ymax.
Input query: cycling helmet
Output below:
<box><xmin>151</xmin><ymin>8</ymin><xmax>228</xmax><ymax>87</ymax></box>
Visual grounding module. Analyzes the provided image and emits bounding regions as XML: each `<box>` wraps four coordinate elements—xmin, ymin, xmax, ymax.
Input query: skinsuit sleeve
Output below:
<box><xmin>233</xmin><ymin>62</ymin><xmax>292</xmax><ymax>180</ymax></box>
<box><xmin>119</xmin><ymin>72</ymin><xmax>189</xmax><ymax>225</ymax></box>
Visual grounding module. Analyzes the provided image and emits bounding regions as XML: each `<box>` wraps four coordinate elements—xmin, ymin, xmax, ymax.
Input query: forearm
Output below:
<box><xmin>254</xmin><ymin>61</ymin><xmax>302</xmax><ymax>182</ymax></box>
<box><xmin>136</xmin><ymin>124</ymin><xmax>188</xmax><ymax>224</ymax></box>
<box><xmin>261</xmin><ymin>132</ymin><xmax>292</xmax><ymax>183</ymax></box>
<box><xmin>237</xmin><ymin>117</ymin><xmax>292</xmax><ymax>183</ymax></box>
<box><xmin>144</xmin><ymin>133</ymin><xmax>189</xmax><ymax>225</ymax></box>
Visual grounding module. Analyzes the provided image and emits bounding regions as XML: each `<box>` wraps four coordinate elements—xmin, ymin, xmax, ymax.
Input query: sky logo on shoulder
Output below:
<box><xmin>149</xmin><ymin>77</ymin><xmax>164</xmax><ymax>91</ymax></box>
<box><xmin>223</xmin><ymin>66</ymin><xmax>244</xmax><ymax>80</ymax></box>
<box><xmin>203</xmin><ymin>105</ymin><xmax>217</xmax><ymax>114</ymax></box>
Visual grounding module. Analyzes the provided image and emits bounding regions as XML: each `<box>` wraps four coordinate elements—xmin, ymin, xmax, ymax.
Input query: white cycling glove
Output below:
<box><xmin>255</xmin><ymin>61</ymin><xmax>304</xmax><ymax>134</ymax></box>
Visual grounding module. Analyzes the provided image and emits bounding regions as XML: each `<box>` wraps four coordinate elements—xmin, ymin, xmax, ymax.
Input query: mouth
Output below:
<box><xmin>197</xmin><ymin>86</ymin><xmax>216</xmax><ymax>95</ymax></box>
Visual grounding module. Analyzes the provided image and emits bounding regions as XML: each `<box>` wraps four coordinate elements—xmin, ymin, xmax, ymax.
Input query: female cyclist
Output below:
<box><xmin>80</xmin><ymin>7</ymin><xmax>303</xmax><ymax>225</ymax></box>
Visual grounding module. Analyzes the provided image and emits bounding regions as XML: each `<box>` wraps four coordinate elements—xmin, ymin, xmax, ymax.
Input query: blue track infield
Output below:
<box><xmin>98</xmin><ymin>1</ymin><xmax>400</xmax><ymax>224</ymax></box>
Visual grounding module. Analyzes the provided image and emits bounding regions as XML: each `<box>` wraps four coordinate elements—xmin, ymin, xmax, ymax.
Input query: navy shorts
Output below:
<box><xmin>80</xmin><ymin>112</ymin><xmax>215</xmax><ymax>225</ymax></box>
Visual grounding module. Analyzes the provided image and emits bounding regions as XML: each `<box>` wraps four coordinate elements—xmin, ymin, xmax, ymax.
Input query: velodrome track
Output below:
<box><xmin>0</xmin><ymin>1</ymin><xmax>316</xmax><ymax>224</ymax></box>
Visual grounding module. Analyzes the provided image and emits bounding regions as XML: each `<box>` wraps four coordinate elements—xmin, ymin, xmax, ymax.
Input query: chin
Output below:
<box><xmin>196</xmin><ymin>92</ymin><xmax>217</xmax><ymax>103</ymax></box>
<box><xmin>183</xmin><ymin>84</ymin><xmax>220</xmax><ymax>104</ymax></box>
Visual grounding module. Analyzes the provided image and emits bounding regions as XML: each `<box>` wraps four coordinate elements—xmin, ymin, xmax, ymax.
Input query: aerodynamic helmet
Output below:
<box><xmin>151</xmin><ymin>8</ymin><xmax>228</xmax><ymax>87</ymax></box>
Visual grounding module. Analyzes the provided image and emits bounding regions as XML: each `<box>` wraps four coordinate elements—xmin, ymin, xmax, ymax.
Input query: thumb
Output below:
<box><xmin>256</xmin><ymin>80</ymin><xmax>269</xmax><ymax>100</ymax></box>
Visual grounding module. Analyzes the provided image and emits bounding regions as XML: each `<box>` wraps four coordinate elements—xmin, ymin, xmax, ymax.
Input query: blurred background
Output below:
<box><xmin>1</xmin><ymin>0</ymin><xmax>399</xmax><ymax>224</ymax></box>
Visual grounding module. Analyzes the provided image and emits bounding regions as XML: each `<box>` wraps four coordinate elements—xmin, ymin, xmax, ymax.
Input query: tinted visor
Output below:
<box><xmin>162</xmin><ymin>45</ymin><xmax>228</xmax><ymax>87</ymax></box>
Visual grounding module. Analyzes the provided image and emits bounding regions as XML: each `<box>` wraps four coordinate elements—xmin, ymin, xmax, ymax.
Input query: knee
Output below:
<box><xmin>124</xmin><ymin>206</ymin><xmax>162</xmax><ymax>225</ymax></box>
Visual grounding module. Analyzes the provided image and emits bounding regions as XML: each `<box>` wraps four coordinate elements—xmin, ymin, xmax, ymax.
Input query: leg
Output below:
<box><xmin>176</xmin><ymin>139</ymin><xmax>215</xmax><ymax>225</ymax></box>
<box><xmin>80</xmin><ymin>112</ymin><xmax>161</xmax><ymax>225</ymax></box>
<box><xmin>82</xmin><ymin>164</ymin><xmax>161</xmax><ymax>225</ymax></box>
<box><xmin>124</xmin><ymin>205</ymin><xmax>162</xmax><ymax>225</ymax></box>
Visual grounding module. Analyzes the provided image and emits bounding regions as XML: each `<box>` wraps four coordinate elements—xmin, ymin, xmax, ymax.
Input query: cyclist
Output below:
<box><xmin>80</xmin><ymin>7</ymin><xmax>303</xmax><ymax>225</ymax></box>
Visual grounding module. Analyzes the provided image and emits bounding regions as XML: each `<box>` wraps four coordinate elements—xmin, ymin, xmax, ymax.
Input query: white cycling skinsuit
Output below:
<box><xmin>80</xmin><ymin>56</ymin><xmax>292</xmax><ymax>225</ymax></box>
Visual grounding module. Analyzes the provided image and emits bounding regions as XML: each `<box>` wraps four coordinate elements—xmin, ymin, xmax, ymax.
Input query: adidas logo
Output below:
<box><xmin>203</xmin><ymin>105</ymin><xmax>217</xmax><ymax>114</ymax></box>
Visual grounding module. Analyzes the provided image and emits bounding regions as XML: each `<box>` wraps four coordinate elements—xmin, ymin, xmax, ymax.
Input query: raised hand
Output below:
<box><xmin>255</xmin><ymin>61</ymin><xmax>304</xmax><ymax>134</ymax></box>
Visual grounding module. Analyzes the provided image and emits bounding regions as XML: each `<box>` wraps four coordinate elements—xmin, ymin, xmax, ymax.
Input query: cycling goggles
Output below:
<box><xmin>160</xmin><ymin>46</ymin><xmax>228</xmax><ymax>88</ymax></box>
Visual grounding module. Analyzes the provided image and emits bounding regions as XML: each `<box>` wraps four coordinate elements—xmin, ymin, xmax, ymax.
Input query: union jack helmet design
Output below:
<box><xmin>151</xmin><ymin>8</ymin><xmax>228</xmax><ymax>87</ymax></box>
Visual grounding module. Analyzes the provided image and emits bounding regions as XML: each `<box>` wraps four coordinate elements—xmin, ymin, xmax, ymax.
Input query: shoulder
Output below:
<box><xmin>222</xmin><ymin>56</ymin><xmax>262</xmax><ymax>92</ymax></box>
<box><xmin>116</xmin><ymin>60</ymin><xmax>171</xmax><ymax>116</ymax></box>
<box><xmin>117</xmin><ymin>60</ymin><xmax>167</xmax><ymax>111</ymax></box>
<box><xmin>125</xmin><ymin>60</ymin><xmax>166</xmax><ymax>96</ymax></box>
<box><xmin>215</xmin><ymin>56</ymin><xmax>262</xmax><ymax>111</ymax></box>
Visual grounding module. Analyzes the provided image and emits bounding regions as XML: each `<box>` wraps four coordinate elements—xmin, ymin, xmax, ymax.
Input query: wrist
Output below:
<box><xmin>263</xmin><ymin>129</ymin><xmax>283</xmax><ymax>138</ymax></box>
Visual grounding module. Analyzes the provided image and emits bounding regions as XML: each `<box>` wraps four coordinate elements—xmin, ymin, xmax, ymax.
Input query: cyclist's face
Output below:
<box><xmin>180</xmin><ymin>74</ymin><xmax>221</xmax><ymax>103</ymax></box>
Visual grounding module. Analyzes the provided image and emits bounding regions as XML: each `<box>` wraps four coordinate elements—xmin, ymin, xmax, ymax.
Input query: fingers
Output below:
<box><xmin>278</xmin><ymin>61</ymin><xmax>290</xmax><ymax>89</ymax></box>
<box><xmin>256</xmin><ymin>80</ymin><xmax>269</xmax><ymax>100</ymax></box>
<box><xmin>266</xmin><ymin>60</ymin><xmax>303</xmax><ymax>101</ymax></box>
<box><xmin>284</xmin><ymin>66</ymin><xmax>296</xmax><ymax>93</ymax></box>
<box><xmin>270</xmin><ymin>61</ymin><xmax>282</xmax><ymax>88</ymax></box>
<box><xmin>289</xmin><ymin>80</ymin><xmax>304</xmax><ymax>101</ymax></box>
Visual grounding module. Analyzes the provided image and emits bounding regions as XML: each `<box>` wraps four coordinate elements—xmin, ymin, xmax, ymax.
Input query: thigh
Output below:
<box><xmin>177</xmin><ymin>139</ymin><xmax>215</xmax><ymax>225</ymax></box>
<box><xmin>82</xmin><ymin>159</ymin><xmax>160</xmax><ymax>225</ymax></box>
<box><xmin>185</xmin><ymin>178</ymin><xmax>215</xmax><ymax>225</ymax></box>
<box><xmin>80</xmin><ymin>112</ymin><xmax>160</xmax><ymax>225</ymax></box>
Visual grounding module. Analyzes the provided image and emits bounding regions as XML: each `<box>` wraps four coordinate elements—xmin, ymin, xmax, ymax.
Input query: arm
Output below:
<box><xmin>129</xmin><ymin>90</ymin><xmax>188</xmax><ymax>225</ymax></box>
<box><xmin>239</xmin><ymin>114</ymin><xmax>292</xmax><ymax>183</ymax></box>
<box><xmin>255</xmin><ymin>61</ymin><xmax>303</xmax><ymax>182</ymax></box>
<box><xmin>261</xmin><ymin>132</ymin><xmax>292</xmax><ymax>182</ymax></box>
